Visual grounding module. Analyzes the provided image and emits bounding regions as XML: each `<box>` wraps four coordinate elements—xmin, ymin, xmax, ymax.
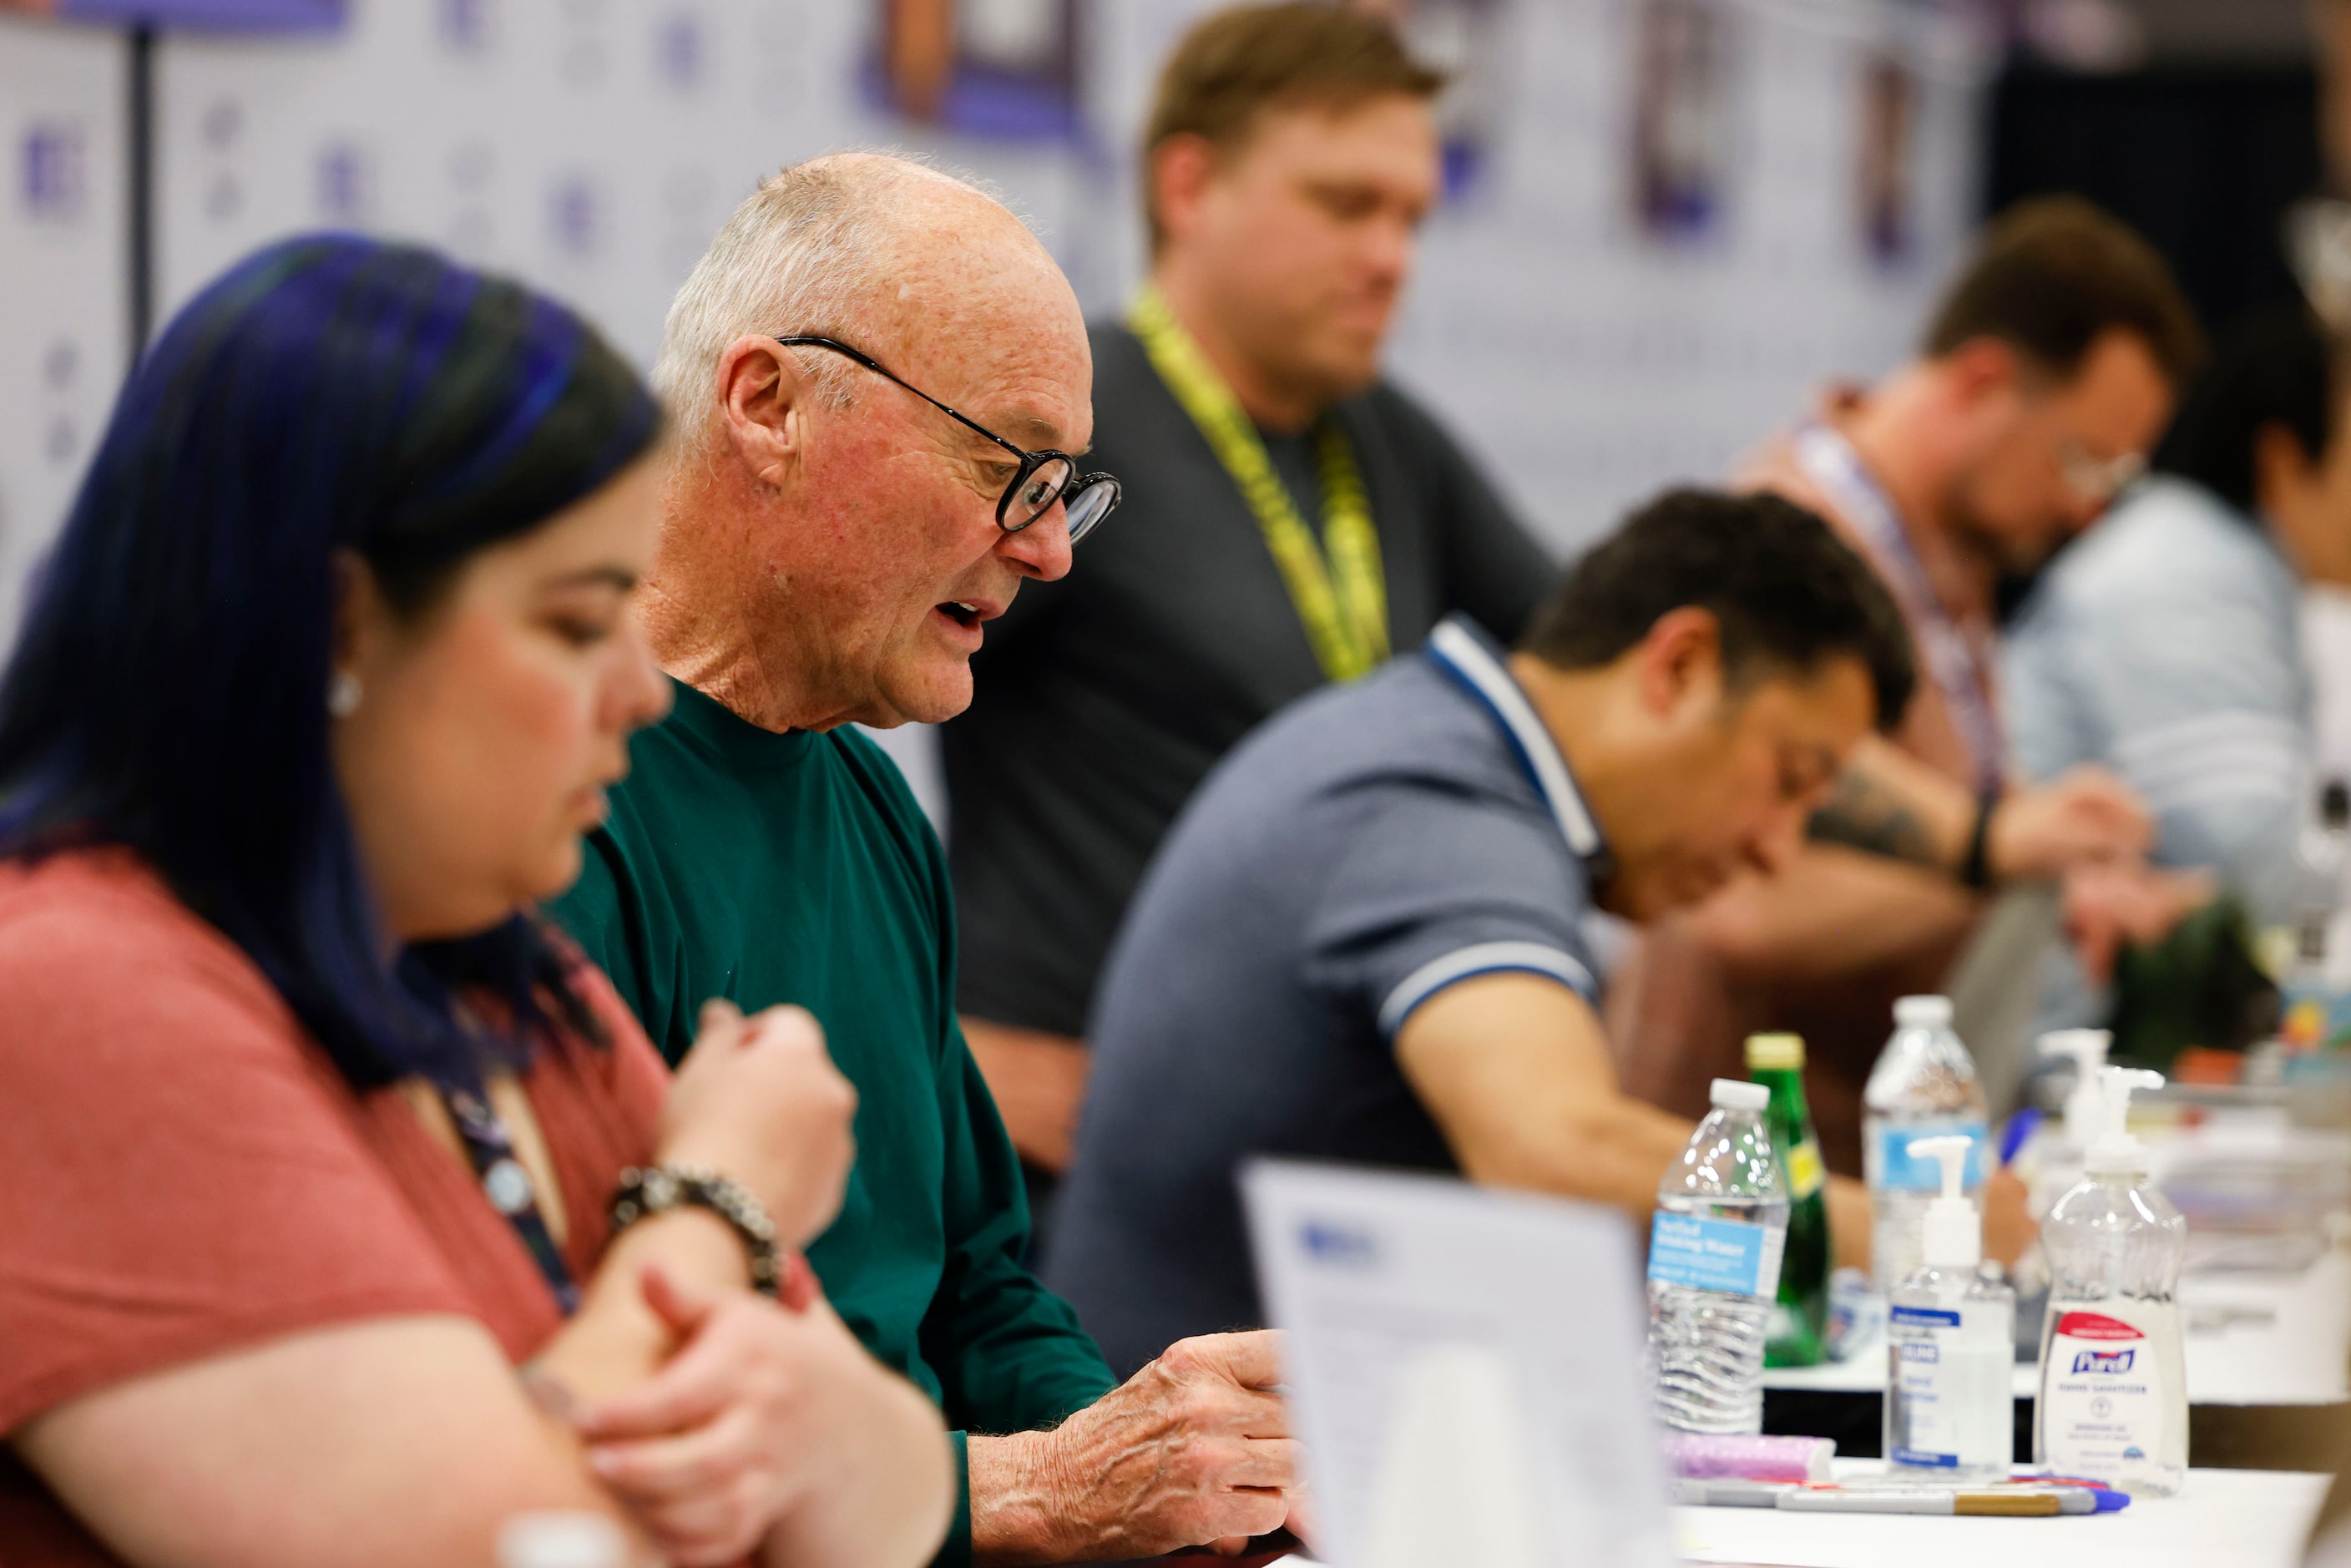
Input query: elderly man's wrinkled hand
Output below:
<box><xmin>968</xmin><ymin>1330</ymin><xmax>1298</xmax><ymax>1564</ymax></box>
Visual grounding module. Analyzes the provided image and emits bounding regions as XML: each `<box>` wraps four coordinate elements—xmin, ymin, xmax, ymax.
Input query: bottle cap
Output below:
<box><xmin>1744</xmin><ymin>1033</ymin><xmax>1805</xmax><ymax>1071</ymax></box>
<box><xmin>1893</xmin><ymin>994</ymin><xmax>1953</xmax><ymax>1029</ymax></box>
<box><xmin>1709</xmin><ymin>1077</ymin><xmax>1771</xmax><ymax>1113</ymax></box>
<box><xmin>498</xmin><ymin>1514</ymin><xmax>626</xmax><ymax>1568</ymax></box>
<box><xmin>2084</xmin><ymin>1065</ymin><xmax>2166</xmax><ymax>1176</ymax></box>
<box><xmin>2040</xmin><ymin>1029</ymin><xmax>2112</xmax><ymax>1144</ymax></box>
<box><xmin>1907</xmin><ymin>1134</ymin><xmax>1981</xmax><ymax>1268</ymax></box>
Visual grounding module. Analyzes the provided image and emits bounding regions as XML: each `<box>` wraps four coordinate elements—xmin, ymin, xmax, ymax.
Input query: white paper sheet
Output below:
<box><xmin>1241</xmin><ymin>1160</ymin><xmax>1676</xmax><ymax>1568</ymax></box>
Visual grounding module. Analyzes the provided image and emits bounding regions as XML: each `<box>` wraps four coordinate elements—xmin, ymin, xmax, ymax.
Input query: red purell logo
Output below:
<box><xmin>2056</xmin><ymin>1311</ymin><xmax>2146</xmax><ymax>1341</ymax></box>
<box><xmin>2059</xmin><ymin>1311</ymin><xmax>2144</xmax><ymax>1374</ymax></box>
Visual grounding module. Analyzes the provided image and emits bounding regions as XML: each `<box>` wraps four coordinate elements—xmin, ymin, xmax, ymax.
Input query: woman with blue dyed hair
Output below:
<box><xmin>0</xmin><ymin>237</ymin><xmax>953</xmax><ymax>1568</ymax></box>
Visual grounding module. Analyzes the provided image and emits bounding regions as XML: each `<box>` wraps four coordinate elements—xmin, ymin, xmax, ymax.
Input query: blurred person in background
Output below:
<box><xmin>549</xmin><ymin>154</ymin><xmax>1302</xmax><ymax>1566</ymax></box>
<box><xmin>1610</xmin><ymin>197</ymin><xmax>2207</xmax><ymax>1171</ymax></box>
<box><xmin>0</xmin><ymin>237</ymin><xmax>953</xmax><ymax>1568</ymax></box>
<box><xmin>939</xmin><ymin>2</ymin><xmax>1556</xmax><ymax>1216</ymax></box>
<box><xmin>1049</xmin><ymin>491</ymin><xmax>2022</xmax><ymax>1374</ymax></box>
<box><xmin>2007</xmin><ymin>310</ymin><xmax>2351</xmax><ymax>965</ymax></box>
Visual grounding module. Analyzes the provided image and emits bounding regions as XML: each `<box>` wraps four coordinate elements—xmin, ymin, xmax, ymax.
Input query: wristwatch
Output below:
<box><xmin>1961</xmin><ymin>787</ymin><xmax>2000</xmax><ymax>890</ymax></box>
<box><xmin>609</xmin><ymin>1164</ymin><xmax>781</xmax><ymax>1296</ymax></box>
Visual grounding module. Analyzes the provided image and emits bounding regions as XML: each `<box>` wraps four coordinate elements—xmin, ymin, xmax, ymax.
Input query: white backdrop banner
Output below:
<box><xmin>0</xmin><ymin>15</ymin><xmax>128</xmax><ymax>641</ymax></box>
<box><xmin>0</xmin><ymin>0</ymin><xmax>1985</xmax><ymax>683</ymax></box>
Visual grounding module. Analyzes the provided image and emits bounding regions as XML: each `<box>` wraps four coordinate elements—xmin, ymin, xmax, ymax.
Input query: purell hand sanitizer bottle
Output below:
<box><xmin>1884</xmin><ymin>1135</ymin><xmax>2015</xmax><ymax>1481</ymax></box>
<box><xmin>2035</xmin><ymin>1067</ymin><xmax>2188</xmax><ymax>1495</ymax></box>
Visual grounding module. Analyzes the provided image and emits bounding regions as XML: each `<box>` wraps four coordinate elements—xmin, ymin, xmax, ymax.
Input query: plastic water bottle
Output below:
<box><xmin>2035</xmin><ymin>1067</ymin><xmax>2188</xmax><ymax>1495</ymax></box>
<box><xmin>1863</xmin><ymin>995</ymin><xmax>1988</xmax><ymax>1292</ymax></box>
<box><xmin>1647</xmin><ymin>1077</ymin><xmax>1789</xmax><ymax>1434</ymax></box>
<box><xmin>2278</xmin><ymin>781</ymin><xmax>2351</xmax><ymax>1050</ymax></box>
<box><xmin>1885</xmin><ymin>1135</ymin><xmax>2015</xmax><ymax>1480</ymax></box>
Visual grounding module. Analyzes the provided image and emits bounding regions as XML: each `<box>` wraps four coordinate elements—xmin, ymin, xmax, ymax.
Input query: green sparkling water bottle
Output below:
<box><xmin>1749</xmin><ymin>1032</ymin><xmax>1830</xmax><ymax>1368</ymax></box>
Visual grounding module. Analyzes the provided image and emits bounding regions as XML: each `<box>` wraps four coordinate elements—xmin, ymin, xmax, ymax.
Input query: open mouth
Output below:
<box><xmin>937</xmin><ymin>600</ymin><xmax>982</xmax><ymax>631</ymax></box>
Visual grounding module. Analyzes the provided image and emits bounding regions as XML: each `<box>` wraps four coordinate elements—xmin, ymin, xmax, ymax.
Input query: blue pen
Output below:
<box><xmin>2004</xmin><ymin>1473</ymin><xmax>2131</xmax><ymax>1512</ymax></box>
<box><xmin>1999</xmin><ymin>1106</ymin><xmax>2043</xmax><ymax>1167</ymax></box>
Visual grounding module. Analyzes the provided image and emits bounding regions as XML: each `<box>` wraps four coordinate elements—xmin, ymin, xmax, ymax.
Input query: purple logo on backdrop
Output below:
<box><xmin>549</xmin><ymin>175</ymin><xmax>599</xmax><ymax>256</ymax></box>
<box><xmin>22</xmin><ymin>123</ymin><xmax>86</xmax><ymax>223</ymax></box>
<box><xmin>656</xmin><ymin>11</ymin><xmax>704</xmax><ymax>89</ymax></box>
<box><xmin>439</xmin><ymin>0</ymin><xmax>489</xmax><ymax>51</ymax></box>
<box><xmin>43</xmin><ymin>339</ymin><xmax>79</xmax><ymax>392</ymax></box>
<box><xmin>201</xmin><ymin>98</ymin><xmax>244</xmax><ymax>149</ymax></box>
<box><xmin>316</xmin><ymin>142</ymin><xmax>369</xmax><ymax>224</ymax></box>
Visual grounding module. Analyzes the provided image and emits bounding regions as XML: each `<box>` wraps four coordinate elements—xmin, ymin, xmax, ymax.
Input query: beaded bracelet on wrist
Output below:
<box><xmin>609</xmin><ymin>1164</ymin><xmax>782</xmax><ymax>1297</ymax></box>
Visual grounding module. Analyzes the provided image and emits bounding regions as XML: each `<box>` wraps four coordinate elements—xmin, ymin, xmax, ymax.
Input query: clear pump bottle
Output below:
<box><xmin>1863</xmin><ymin>995</ymin><xmax>1990</xmax><ymax>1292</ymax></box>
<box><xmin>1884</xmin><ymin>1134</ymin><xmax>2015</xmax><ymax>1480</ymax></box>
<box><xmin>2035</xmin><ymin>1068</ymin><xmax>2188</xmax><ymax>1495</ymax></box>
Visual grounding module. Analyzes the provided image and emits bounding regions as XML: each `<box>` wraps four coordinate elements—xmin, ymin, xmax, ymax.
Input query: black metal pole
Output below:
<box><xmin>127</xmin><ymin>23</ymin><xmax>157</xmax><ymax>363</ymax></box>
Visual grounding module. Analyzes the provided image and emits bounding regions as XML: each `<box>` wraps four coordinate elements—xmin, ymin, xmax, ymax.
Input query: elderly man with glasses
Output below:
<box><xmin>551</xmin><ymin>154</ymin><xmax>1298</xmax><ymax>1568</ymax></box>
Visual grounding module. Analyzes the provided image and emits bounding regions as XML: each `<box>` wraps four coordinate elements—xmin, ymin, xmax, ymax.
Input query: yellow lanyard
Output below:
<box><xmin>1126</xmin><ymin>286</ymin><xmax>1390</xmax><ymax>683</ymax></box>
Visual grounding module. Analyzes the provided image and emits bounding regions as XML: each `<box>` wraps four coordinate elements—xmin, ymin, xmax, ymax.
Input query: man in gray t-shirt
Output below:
<box><xmin>1048</xmin><ymin>490</ymin><xmax>1919</xmax><ymax>1375</ymax></box>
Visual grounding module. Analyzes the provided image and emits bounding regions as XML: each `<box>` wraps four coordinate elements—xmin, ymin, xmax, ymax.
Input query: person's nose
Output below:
<box><xmin>999</xmin><ymin>507</ymin><xmax>1074</xmax><ymax>583</ymax></box>
<box><xmin>1365</xmin><ymin>212</ymin><xmax>1417</xmax><ymax>291</ymax></box>
<box><xmin>606</xmin><ymin>627</ymin><xmax>672</xmax><ymax>733</ymax></box>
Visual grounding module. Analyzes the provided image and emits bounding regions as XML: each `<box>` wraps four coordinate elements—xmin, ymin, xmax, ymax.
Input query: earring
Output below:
<box><xmin>327</xmin><ymin>671</ymin><xmax>362</xmax><ymax>719</ymax></box>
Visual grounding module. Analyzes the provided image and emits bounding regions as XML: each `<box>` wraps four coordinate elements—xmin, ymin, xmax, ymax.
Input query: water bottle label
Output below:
<box><xmin>2279</xmin><ymin>978</ymin><xmax>2351</xmax><ymax>1050</ymax></box>
<box><xmin>1646</xmin><ymin>1212</ymin><xmax>1784</xmax><ymax>1298</ymax></box>
<box><xmin>2041</xmin><ymin>1308</ymin><xmax>2168</xmax><ymax>1476</ymax></box>
<box><xmin>1875</xmin><ymin>1119</ymin><xmax>1989</xmax><ymax>1191</ymax></box>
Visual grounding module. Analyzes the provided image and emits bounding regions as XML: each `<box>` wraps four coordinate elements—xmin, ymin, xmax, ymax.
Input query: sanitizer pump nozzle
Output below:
<box><xmin>2041</xmin><ymin>1029</ymin><xmax>2112</xmax><ymax>1146</ymax></box>
<box><xmin>1908</xmin><ymin>1134</ymin><xmax>1980</xmax><ymax>1270</ymax></box>
<box><xmin>2085</xmin><ymin>1067</ymin><xmax>2165</xmax><ymax>1177</ymax></box>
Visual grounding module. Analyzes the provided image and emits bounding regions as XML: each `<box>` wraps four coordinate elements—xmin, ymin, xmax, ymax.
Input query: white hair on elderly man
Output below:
<box><xmin>652</xmin><ymin>151</ymin><xmax>1027</xmax><ymax>455</ymax></box>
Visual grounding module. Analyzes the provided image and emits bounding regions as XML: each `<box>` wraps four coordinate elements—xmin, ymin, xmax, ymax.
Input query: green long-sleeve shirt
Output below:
<box><xmin>549</xmin><ymin>679</ymin><xmax>1116</xmax><ymax>1566</ymax></box>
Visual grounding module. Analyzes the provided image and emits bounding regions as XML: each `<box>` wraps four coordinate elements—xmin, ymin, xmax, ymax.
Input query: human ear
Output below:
<box><xmin>2253</xmin><ymin>419</ymin><xmax>2316</xmax><ymax>519</ymax></box>
<box><xmin>1636</xmin><ymin>605</ymin><xmax>1726</xmax><ymax>721</ymax></box>
<box><xmin>715</xmin><ymin>336</ymin><xmax>810</xmax><ymax>490</ymax></box>
<box><xmin>1150</xmin><ymin>133</ymin><xmax>1221</xmax><ymax>250</ymax></box>
<box><xmin>1944</xmin><ymin>336</ymin><xmax>2028</xmax><ymax>410</ymax></box>
<box><xmin>329</xmin><ymin>549</ymin><xmax>393</xmax><ymax>695</ymax></box>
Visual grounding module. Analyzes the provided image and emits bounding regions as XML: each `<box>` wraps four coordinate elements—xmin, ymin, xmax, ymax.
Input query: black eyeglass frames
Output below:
<box><xmin>772</xmin><ymin>336</ymin><xmax>1120</xmax><ymax>545</ymax></box>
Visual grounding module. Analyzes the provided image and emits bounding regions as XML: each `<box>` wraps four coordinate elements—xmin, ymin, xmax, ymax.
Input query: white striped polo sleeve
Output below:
<box><xmin>1375</xmin><ymin>940</ymin><xmax>1599</xmax><ymax>1039</ymax></box>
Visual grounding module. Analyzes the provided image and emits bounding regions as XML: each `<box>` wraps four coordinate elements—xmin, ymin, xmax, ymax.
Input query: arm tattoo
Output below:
<box><xmin>1807</xmin><ymin>767</ymin><xmax>1944</xmax><ymax>868</ymax></box>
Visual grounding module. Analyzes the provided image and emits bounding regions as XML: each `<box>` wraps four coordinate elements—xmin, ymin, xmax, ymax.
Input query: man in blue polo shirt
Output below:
<box><xmin>1048</xmin><ymin>488</ymin><xmax>1919</xmax><ymax>1375</ymax></box>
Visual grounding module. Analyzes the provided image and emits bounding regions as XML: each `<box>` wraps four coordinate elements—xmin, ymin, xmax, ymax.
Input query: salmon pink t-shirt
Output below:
<box><xmin>0</xmin><ymin>850</ymin><xmax>673</xmax><ymax>1564</ymax></box>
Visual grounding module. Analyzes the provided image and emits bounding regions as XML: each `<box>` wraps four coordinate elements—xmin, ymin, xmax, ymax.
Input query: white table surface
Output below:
<box><xmin>1762</xmin><ymin>1247</ymin><xmax>2351</xmax><ymax>1405</ymax></box>
<box><xmin>1674</xmin><ymin>1462</ymin><xmax>2331</xmax><ymax>1568</ymax></box>
<box><xmin>1278</xmin><ymin>1464</ymin><xmax>2332</xmax><ymax>1568</ymax></box>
